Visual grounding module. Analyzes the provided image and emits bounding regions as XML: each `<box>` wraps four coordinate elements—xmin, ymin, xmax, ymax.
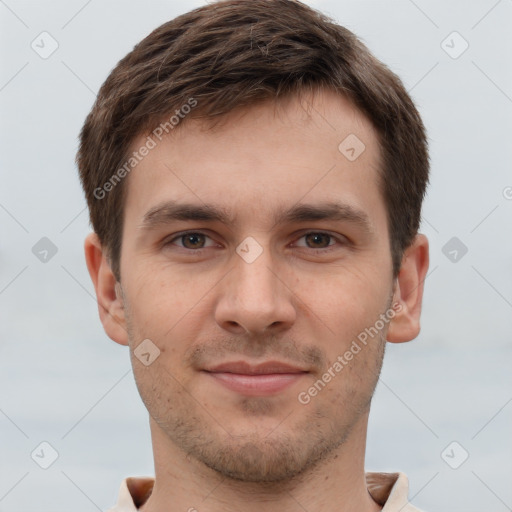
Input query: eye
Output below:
<box><xmin>164</xmin><ymin>230</ymin><xmax>346</xmax><ymax>254</ymax></box>
<box><xmin>297</xmin><ymin>232</ymin><xmax>334</xmax><ymax>248</ymax></box>
<box><xmin>166</xmin><ymin>231</ymin><xmax>217</xmax><ymax>250</ymax></box>
<box><xmin>293</xmin><ymin>231</ymin><xmax>345</xmax><ymax>252</ymax></box>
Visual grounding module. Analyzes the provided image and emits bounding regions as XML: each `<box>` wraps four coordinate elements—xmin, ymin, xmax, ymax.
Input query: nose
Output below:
<box><xmin>214</xmin><ymin>244</ymin><xmax>297</xmax><ymax>335</ymax></box>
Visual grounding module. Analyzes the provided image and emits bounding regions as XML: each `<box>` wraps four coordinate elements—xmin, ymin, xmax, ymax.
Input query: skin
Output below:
<box><xmin>85</xmin><ymin>88</ymin><xmax>429</xmax><ymax>512</ymax></box>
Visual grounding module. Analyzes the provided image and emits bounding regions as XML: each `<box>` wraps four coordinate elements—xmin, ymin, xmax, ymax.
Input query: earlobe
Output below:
<box><xmin>84</xmin><ymin>232</ymin><xmax>129</xmax><ymax>346</ymax></box>
<box><xmin>386</xmin><ymin>234</ymin><xmax>429</xmax><ymax>344</ymax></box>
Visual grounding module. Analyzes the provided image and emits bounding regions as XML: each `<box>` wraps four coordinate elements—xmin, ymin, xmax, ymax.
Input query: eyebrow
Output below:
<box><xmin>139</xmin><ymin>200</ymin><xmax>374</xmax><ymax>235</ymax></box>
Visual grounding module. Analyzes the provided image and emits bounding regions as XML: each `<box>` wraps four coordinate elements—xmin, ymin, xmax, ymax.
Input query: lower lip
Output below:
<box><xmin>205</xmin><ymin>372</ymin><xmax>306</xmax><ymax>396</ymax></box>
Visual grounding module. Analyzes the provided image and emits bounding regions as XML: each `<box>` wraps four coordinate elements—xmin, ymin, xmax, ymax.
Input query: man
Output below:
<box><xmin>78</xmin><ymin>0</ymin><xmax>430</xmax><ymax>510</ymax></box>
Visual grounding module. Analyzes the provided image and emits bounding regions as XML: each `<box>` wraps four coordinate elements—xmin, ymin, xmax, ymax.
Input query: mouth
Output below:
<box><xmin>202</xmin><ymin>360</ymin><xmax>309</xmax><ymax>396</ymax></box>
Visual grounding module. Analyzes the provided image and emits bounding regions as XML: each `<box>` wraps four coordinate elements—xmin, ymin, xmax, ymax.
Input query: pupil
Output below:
<box><xmin>307</xmin><ymin>233</ymin><xmax>329</xmax><ymax>248</ymax></box>
<box><xmin>184</xmin><ymin>233</ymin><xmax>203</xmax><ymax>248</ymax></box>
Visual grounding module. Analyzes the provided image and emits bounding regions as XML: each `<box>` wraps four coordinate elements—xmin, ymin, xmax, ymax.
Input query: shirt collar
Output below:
<box><xmin>108</xmin><ymin>472</ymin><xmax>424</xmax><ymax>511</ymax></box>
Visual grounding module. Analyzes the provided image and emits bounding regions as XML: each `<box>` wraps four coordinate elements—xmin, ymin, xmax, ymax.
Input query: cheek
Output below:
<box><xmin>127</xmin><ymin>265</ymin><xmax>195</xmax><ymax>325</ymax></box>
<box><xmin>296</xmin><ymin>264</ymin><xmax>387</xmax><ymax>332</ymax></box>
<box><xmin>293</xmin><ymin>269</ymin><xmax>390</xmax><ymax>386</ymax></box>
<box><xmin>124</xmin><ymin>269</ymin><xmax>217</xmax><ymax>369</ymax></box>
<box><xmin>130</xmin><ymin>360</ymin><xmax>186</xmax><ymax>425</ymax></box>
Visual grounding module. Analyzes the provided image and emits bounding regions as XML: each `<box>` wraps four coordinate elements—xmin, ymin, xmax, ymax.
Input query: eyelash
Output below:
<box><xmin>164</xmin><ymin>230</ymin><xmax>346</xmax><ymax>255</ymax></box>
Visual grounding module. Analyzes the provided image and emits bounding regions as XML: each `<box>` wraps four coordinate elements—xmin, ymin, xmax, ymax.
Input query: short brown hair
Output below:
<box><xmin>77</xmin><ymin>0</ymin><xmax>429</xmax><ymax>282</ymax></box>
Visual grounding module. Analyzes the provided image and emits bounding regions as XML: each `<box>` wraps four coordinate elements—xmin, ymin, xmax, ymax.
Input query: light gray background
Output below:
<box><xmin>1</xmin><ymin>0</ymin><xmax>511</xmax><ymax>510</ymax></box>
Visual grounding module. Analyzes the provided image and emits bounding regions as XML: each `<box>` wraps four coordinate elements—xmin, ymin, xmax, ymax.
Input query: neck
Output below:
<box><xmin>140</xmin><ymin>413</ymin><xmax>382</xmax><ymax>512</ymax></box>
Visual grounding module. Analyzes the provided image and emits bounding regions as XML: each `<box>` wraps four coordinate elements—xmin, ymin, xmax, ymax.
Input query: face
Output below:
<box><xmin>117</xmin><ymin>89</ymin><xmax>396</xmax><ymax>482</ymax></box>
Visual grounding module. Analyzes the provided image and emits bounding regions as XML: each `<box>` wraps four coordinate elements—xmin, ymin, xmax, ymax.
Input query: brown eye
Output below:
<box><xmin>180</xmin><ymin>233</ymin><xmax>206</xmax><ymax>249</ymax></box>
<box><xmin>166</xmin><ymin>232</ymin><xmax>216</xmax><ymax>250</ymax></box>
<box><xmin>304</xmin><ymin>232</ymin><xmax>333</xmax><ymax>249</ymax></box>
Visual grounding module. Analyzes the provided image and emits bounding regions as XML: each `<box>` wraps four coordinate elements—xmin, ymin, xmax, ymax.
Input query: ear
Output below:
<box><xmin>386</xmin><ymin>234</ymin><xmax>429</xmax><ymax>343</ymax></box>
<box><xmin>84</xmin><ymin>232</ymin><xmax>129</xmax><ymax>346</ymax></box>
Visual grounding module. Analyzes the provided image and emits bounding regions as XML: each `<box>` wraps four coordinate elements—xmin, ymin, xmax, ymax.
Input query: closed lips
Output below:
<box><xmin>203</xmin><ymin>361</ymin><xmax>308</xmax><ymax>375</ymax></box>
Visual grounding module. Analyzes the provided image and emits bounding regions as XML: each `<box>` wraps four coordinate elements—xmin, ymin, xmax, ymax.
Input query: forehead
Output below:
<box><xmin>122</xmin><ymin>88</ymin><xmax>384</xmax><ymax>232</ymax></box>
